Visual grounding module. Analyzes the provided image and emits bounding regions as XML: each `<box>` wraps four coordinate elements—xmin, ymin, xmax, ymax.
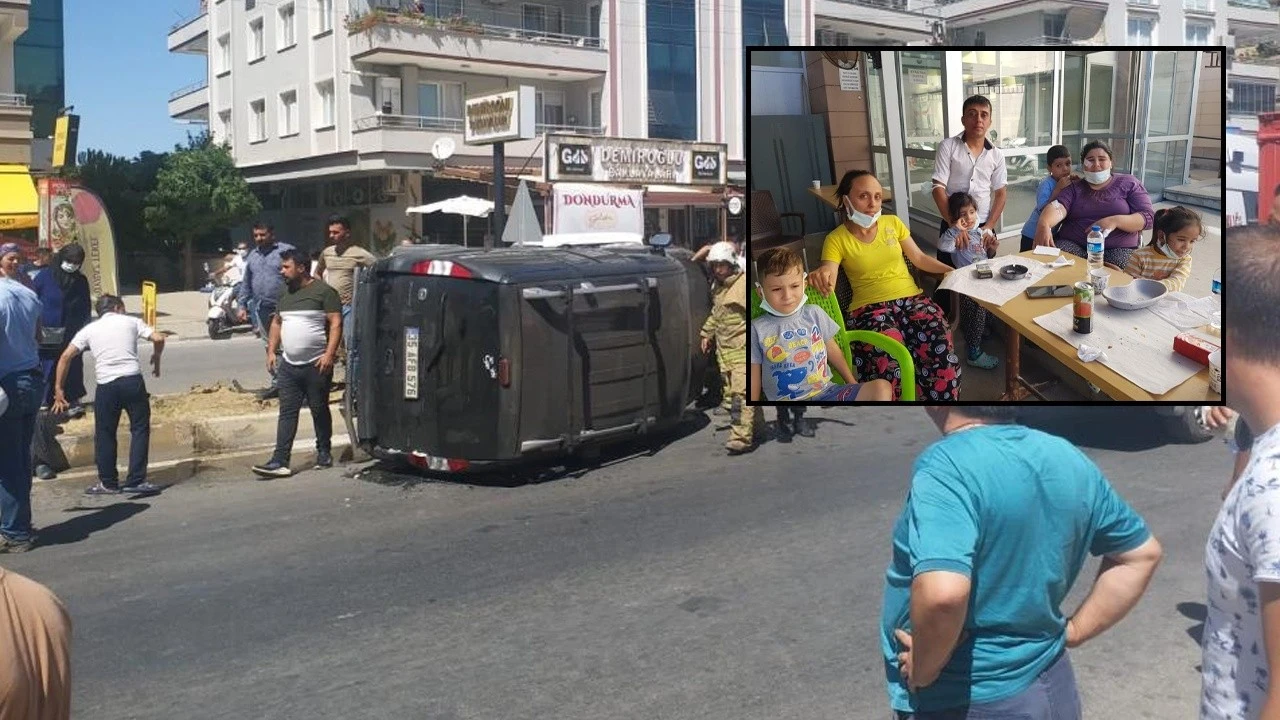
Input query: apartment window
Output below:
<box><xmin>250</xmin><ymin>99</ymin><xmax>266</xmax><ymax>142</ymax></box>
<box><xmin>1126</xmin><ymin>16</ymin><xmax>1154</xmax><ymax>45</ymax></box>
<box><xmin>743</xmin><ymin>0</ymin><xmax>788</xmax><ymax>46</ymax></box>
<box><xmin>535</xmin><ymin>90</ymin><xmax>565</xmax><ymax>127</ymax></box>
<box><xmin>417</xmin><ymin>81</ymin><xmax>463</xmax><ymax>125</ymax></box>
<box><xmin>1043</xmin><ymin>12</ymin><xmax>1065</xmax><ymax>39</ymax></box>
<box><xmin>423</xmin><ymin>0</ymin><xmax>464</xmax><ymax>16</ymax></box>
<box><xmin>245</xmin><ymin>0</ymin><xmax>255</xmax><ymax>8</ymax></box>
<box><xmin>1185</xmin><ymin>21</ymin><xmax>1212</xmax><ymax>45</ymax></box>
<box><xmin>279</xmin><ymin>3</ymin><xmax>296</xmax><ymax>48</ymax></box>
<box><xmin>1184</xmin><ymin>0</ymin><xmax>1212</xmax><ymax>11</ymax></box>
<box><xmin>216</xmin><ymin>34</ymin><xmax>231</xmax><ymax>74</ymax></box>
<box><xmin>1229</xmin><ymin>80</ymin><xmax>1278</xmax><ymax>115</ymax></box>
<box><xmin>279</xmin><ymin>90</ymin><xmax>298</xmax><ymax>135</ymax></box>
<box><xmin>589</xmin><ymin>91</ymin><xmax>602</xmax><ymax>129</ymax></box>
<box><xmin>248</xmin><ymin>18</ymin><xmax>265</xmax><ymax>61</ymax></box>
<box><xmin>317</xmin><ymin>0</ymin><xmax>333</xmax><ymax>34</ymax></box>
<box><xmin>316</xmin><ymin>80</ymin><xmax>335</xmax><ymax>128</ymax></box>
<box><xmin>523</xmin><ymin>4</ymin><xmax>563</xmax><ymax>35</ymax></box>
<box><xmin>218</xmin><ymin>110</ymin><xmax>232</xmax><ymax>145</ymax></box>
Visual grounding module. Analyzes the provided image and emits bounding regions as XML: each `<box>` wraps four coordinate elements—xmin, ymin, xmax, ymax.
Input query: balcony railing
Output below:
<box><xmin>170</xmin><ymin>80</ymin><xmax>209</xmax><ymax>101</ymax></box>
<box><xmin>354</xmin><ymin>114</ymin><xmax>604</xmax><ymax>136</ymax></box>
<box><xmin>346</xmin><ymin>7</ymin><xmax>606</xmax><ymax>49</ymax></box>
<box><xmin>0</xmin><ymin>93</ymin><xmax>29</xmax><ymax>108</ymax></box>
<box><xmin>170</xmin><ymin>5</ymin><xmax>208</xmax><ymax>33</ymax></box>
<box><xmin>1230</xmin><ymin>0</ymin><xmax>1273</xmax><ymax>9</ymax></box>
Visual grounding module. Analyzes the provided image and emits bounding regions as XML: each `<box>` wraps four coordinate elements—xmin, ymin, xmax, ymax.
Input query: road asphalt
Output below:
<box><xmin>5</xmin><ymin>406</ymin><xmax>1225</xmax><ymax>719</ymax></box>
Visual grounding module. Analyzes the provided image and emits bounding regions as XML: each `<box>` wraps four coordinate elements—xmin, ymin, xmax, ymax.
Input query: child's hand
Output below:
<box><xmin>953</xmin><ymin>215</ymin><xmax>974</xmax><ymax>232</ymax></box>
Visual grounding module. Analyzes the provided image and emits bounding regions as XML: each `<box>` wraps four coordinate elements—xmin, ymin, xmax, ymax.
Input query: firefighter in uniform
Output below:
<box><xmin>700</xmin><ymin>242</ymin><xmax>759</xmax><ymax>454</ymax></box>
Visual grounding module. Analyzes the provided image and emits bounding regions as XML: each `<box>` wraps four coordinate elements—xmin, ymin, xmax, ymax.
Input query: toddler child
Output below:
<box><xmin>940</xmin><ymin>192</ymin><xmax>999</xmax><ymax>370</ymax></box>
<box><xmin>1123</xmin><ymin>206</ymin><xmax>1201</xmax><ymax>293</ymax></box>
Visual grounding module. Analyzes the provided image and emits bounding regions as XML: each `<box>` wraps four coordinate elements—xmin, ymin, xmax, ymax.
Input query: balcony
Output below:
<box><xmin>1229</xmin><ymin>0</ymin><xmax>1280</xmax><ymax>30</ymax></box>
<box><xmin>0</xmin><ymin>93</ymin><xmax>32</xmax><ymax>166</ymax></box>
<box><xmin>351</xmin><ymin>113</ymin><xmax>603</xmax><ymax>162</ymax></box>
<box><xmin>168</xmin><ymin>4</ymin><xmax>208</xmax><ymax>54</ymax></box>
<box><xmin>346</xmin><ymin>9</ymin><xmax>607</xmax><ymax>80</ymax></box>
<box><xmin>168</xmin><ymin>80</ymin><xmax>210</xmax><ymax>121</ymax></box>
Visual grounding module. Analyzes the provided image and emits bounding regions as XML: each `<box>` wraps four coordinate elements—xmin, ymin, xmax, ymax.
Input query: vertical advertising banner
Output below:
<box><xmin>38</xmin><ymin>178</ymin><xmax>119</xmax><ymax>298</ymax></box>
<box><xmin>551</xmin><ymin>184</ymin><xmax>644</xmax><ymax>235</ymax></box>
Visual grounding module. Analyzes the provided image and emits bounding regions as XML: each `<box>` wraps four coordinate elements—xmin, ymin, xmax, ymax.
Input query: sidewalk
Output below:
<box><xmin>121</xmin><ymin>290</ymin><xmax>223</xmax><ymax>342</ymax></box>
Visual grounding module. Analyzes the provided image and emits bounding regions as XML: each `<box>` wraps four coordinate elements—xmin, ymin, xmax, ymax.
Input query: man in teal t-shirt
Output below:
<box><xmin>881</xmin><ymin>407</ymin><xmax>1163</xmax><ymax>718</ymax></box>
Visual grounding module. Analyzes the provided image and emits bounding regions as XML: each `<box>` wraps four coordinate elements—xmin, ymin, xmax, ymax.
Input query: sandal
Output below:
<box><xmin>966</xmin><ymin>350</ymin><xmax>1000</xmax><ymax>370</ymax></box>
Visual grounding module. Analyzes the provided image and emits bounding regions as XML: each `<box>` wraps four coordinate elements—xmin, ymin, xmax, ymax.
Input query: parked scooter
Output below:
<box><xmin>204</xmin><ymin>262</ymin><xmax>254</xmax><ymax>339</ymax></box>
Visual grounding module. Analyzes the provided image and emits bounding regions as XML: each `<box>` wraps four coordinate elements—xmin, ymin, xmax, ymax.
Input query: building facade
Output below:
<box><xmin>168</xmin><ymin>0</ymin><xmax>786</xmax><ymax>250</ymax></box>
<box><xmin>0</xmin><ymin>0</ymin><xmax>34</xmax><ymax>167</ymax></box>
<box><xmin>13</xmin><ymin>0</ymin><xmax>60</xmax><ymax>140</ymax></box>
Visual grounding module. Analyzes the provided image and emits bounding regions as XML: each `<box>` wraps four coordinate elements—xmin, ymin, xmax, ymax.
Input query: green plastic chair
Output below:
<box><xmin>749</xmin><ymin>285</ymin><xmax>917</xmax><ymax>401</ymax></box>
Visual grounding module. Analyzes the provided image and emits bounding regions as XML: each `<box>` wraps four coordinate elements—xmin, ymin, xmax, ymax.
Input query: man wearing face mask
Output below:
<box><xmin>31</xmin><ymin>244</ymin><xmax>92</xmax><ymax>417</ymax></box>
<box><xmin>930</xmin><ymin>95</ymin><xmax>1007</xmax><ymax>314</ymax></box>
<box><xmin>700</xmin><ymin>242</ymin><xmax>759</xmax><ymax>454</ymax></box>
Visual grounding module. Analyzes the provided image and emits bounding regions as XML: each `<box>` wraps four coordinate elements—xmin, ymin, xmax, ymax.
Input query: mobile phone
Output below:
<box><xmin>973</xmin><ymin>263</ymin><xmax>993</xmax><ymax>279</ymax></box>
<box><xmin>1025</xmin><ymin>284</ymin><xmax>1075</xmax><ymax>299</ymax></box>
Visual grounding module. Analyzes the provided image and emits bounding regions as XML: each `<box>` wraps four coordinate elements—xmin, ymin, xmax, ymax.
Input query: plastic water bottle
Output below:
<box><xmin>1086</xmin><ymin>225</ymin><xmax>1104</xmax><ymax>273</ymax></box>
<box><xmin>1210</xmin><ymin>267</ymin><xmax>1222</xmax><ymax>335</ymax></box>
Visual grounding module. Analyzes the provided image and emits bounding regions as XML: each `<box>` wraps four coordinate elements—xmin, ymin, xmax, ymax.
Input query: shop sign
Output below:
<box><xmin>552</xmin><ymin>183</ymin><xmax>644</xmax><ymax>235</ymax></box>
<box><xmin>546</xmin><ymin>135</ymin><xmax>728</xmax><ymax>186</ymax></box>
<box><xmin>463</xmin><ymin>87</ymin><xmax>536</xmax><ymax>145</ymax></box>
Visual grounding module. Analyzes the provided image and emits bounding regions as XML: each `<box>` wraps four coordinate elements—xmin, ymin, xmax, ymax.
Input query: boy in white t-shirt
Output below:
<box><xmin>51</xmin><ymin>295</ymin><xmax>166</xmax><ymax>496</ymax></box>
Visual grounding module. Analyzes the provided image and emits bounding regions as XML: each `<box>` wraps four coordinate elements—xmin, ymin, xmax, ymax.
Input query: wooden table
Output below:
<box><xmin>971</xmin><ymin>250</ymin><xmax>1221</xmax><ymax>402</ymax></box>
<box><xmin>807</xmin><ymin>184</ymin><xmax>893</xmax><ymax>211</ymax></box>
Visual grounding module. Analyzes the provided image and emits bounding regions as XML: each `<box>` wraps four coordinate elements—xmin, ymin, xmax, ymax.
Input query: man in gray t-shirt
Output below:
<box><xmin>252</xmin><ymin>249</ymin><xmax>343</xmax><ymax>479</ymax></box>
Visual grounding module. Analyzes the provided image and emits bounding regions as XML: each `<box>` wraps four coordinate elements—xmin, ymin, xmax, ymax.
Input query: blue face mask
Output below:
<box><xmin>843</xmin><ymin>197</ymin><xmax>881</xmax><ymax>228</ymax></box>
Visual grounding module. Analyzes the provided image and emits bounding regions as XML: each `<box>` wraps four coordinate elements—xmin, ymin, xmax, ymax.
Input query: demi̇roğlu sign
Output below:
<box><xmin>545</xmin><ymin>134</ymin><xmax>728</xmax><ymax>186</ymax></box>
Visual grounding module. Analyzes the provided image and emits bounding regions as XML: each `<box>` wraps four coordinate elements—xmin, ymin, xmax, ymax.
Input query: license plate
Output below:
<box><xmin>403</xmin><ymin>327</ymin><xmax>420</xmax><ymax>400</ymax></box>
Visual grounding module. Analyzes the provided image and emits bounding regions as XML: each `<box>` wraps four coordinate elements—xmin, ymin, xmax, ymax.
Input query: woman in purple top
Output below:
<box><xmin>1032</xmin><ymin>141</ymin><xmax>1155</xmax><ymax>270</ymax></box>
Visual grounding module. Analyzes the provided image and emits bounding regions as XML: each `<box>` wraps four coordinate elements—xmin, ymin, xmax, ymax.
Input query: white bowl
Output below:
<box><xmin>1102</xmin><ymin>278</ymin><xmax>1168</xmax><ymax>310</ymax></box>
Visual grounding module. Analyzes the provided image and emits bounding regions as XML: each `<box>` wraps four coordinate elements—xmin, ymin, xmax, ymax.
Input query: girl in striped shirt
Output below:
<box><xmin>1122</xmin><ymin>205</ymin><xmax>1201</xmax><ymax>292</ymax></box>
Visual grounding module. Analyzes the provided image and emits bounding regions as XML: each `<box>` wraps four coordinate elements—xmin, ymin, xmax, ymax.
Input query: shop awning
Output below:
<box><xmin>0</xmin><ymin>166</ymin><xmax>39</xmax><ymax>231</ymax></box>
<box><xmin>644</xmin><ymin>184</ymin><xmax>726</xmax><ymax>208</ymax></box>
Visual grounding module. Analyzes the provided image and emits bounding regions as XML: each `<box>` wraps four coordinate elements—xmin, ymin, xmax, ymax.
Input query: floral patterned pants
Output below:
<box><xmin>847</xmin><ymin>295</ymin><xmax>962</xmax><ymax>401</ymax></box>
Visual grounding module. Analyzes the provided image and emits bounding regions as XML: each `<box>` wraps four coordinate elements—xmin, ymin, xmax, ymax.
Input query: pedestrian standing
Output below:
<box><xmin>52</xmin><ymin>295</ymin><xmax>165</xmax><ymax>496</ymax></box>
<box><xmin>313</xmin><ymin>214</ymin><xmax>376</xmax><ymax>372</ymax></box>
<box><xmin>0</xmin><ymin>566</ymin><xmax>72</xmax><ymax>718</ymax></box>
<box><xmin>251</xmin><ymin>249</ymin><xmax>342</xmax><ymax>479</ymax></box>
<box><xmin>1200</xmin><ymin>224</ymin><xmax>1280</xmax><ymax>720</ymax></box>
<box><xmin>0</xmin><ymin>273</ymin><xmax>43</xmax><ymax>553</ymax></box>
<box><xmin>0</xmin><ymin>242</ymin><xmax>35</xmax><ymax>290</ymax></box>
<box><xmin>236</xmin><ymin>223</ymin><xmax>294</xmax><ymax>400</ymax></box>
<box><xmin>930</xmin><ymin>95</ymin><xmax>1007</xmax><ymax>314</ymax></box>
<box><xmin>700</xmin><ymin>241</ymin><xmax>759</xmax><ymax>455</ymax></box>
<box><xmin>31</xmin><ymin>243</ymin><xmax>92</xmax><ymax>416</ymax></box>
<box><xmin>883</xmin><ymin>406</ymin><xmax>1162</xmax><ymax>719</ymax></box>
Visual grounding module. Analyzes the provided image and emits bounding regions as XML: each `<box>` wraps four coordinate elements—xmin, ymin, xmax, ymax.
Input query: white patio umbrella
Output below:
<box><xmin>406</xmin><ymin>195</ymin><xmax>495</xmax><ymax>248</ymax></box>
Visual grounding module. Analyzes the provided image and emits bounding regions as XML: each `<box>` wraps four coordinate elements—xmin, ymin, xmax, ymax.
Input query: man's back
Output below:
<box><xmin>0</xmin><ymin>279</ymin><xmax>41</xmax><ymax>378</ymax></box>
<box><xmin>882</xmin><ymin>424</ymin><xmax>1149</xmax><ymax>711</ymax></box>
<box><xmin>0</xmin><ymin>567</ymin><xmax>72</xmax><ymax>720</ymax></box>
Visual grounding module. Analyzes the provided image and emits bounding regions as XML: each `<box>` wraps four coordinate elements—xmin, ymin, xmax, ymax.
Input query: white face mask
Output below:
<box><xmin>1157</xmin><ymin>239</ymin><xmax>1182</xmax><ymax>260</ymax></box>
<box><xmin>1083</xmin><ymin>168</ymin><xmax>1111</xmax><ymax>184</ymax></box>
<box><xmin>843</xmin><ymin>198</ymin><xmax>881</xmax><ymax>229</ymax></box>
<box><xmin>61</xmin><ymin>262</ymin><xmax>80</xmax><ymax>273</ymax></box>
<box><xmin>756</xmin><ymin>284</ymin><xmax>808</xmax><ymax>318</ymax></box>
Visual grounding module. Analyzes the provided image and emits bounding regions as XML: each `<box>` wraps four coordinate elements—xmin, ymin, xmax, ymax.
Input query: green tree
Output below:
<box><xmin>144</xmin><ymin>132</ymin><xmax>261</xmax><ymax>289</ymax></box>
<box><xmin>76</xmin><ymin>148</ymin><xmax>170</xmax><ymax>256</ymax></box>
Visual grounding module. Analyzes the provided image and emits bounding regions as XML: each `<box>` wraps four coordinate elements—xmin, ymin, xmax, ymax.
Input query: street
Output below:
<box><xmin>82</xmin><ymin>334</ymin><xmax>270</xmax><ymax>399</ymax></box>
<box><xmin>7</xmin><ymin>406</ymin><xmax>1219</xmax><ymax>719</ymax></box>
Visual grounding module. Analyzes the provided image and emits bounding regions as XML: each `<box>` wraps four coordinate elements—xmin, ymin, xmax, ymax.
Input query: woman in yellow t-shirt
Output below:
<box><xmin>809</xmin><ymin>170</ymin><xmax>963</xmax><ymax>401</ymax></box>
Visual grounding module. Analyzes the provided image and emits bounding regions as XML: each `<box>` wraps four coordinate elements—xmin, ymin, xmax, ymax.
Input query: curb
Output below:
<box><xmin>55</xmin><ymin>402</ymin><xmax>348</xmax><ymax>472</ymax></box>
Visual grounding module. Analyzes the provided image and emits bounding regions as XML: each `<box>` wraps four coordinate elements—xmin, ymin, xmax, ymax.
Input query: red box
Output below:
<box><xmin>1174</xmin><ymin>332</ymin><xmax>1221</xmax><ymax>366</ymax></box>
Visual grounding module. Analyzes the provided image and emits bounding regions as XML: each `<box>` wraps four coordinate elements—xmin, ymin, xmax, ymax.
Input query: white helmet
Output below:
<box><xmin>706</xmin><ymin>241</ymin><xmax>738</xmax><ymax>265</ymax></box>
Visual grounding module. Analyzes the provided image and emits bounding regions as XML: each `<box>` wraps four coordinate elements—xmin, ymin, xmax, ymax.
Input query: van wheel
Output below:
<box><xmin>1162</xmin><ymin>407</ymin><xmax>1214</xmax><ymax>444</ymax></box>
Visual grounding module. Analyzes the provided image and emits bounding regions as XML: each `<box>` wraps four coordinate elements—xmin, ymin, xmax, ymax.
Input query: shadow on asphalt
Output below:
<box><xmin>356</xmin><ymin>411</ymin><xmax>714</xmax><ymax>490</ymax></box>
<box><xmin>1178</xmin><ymin>601</ymin><xmax>1207</xmax><ymax>645</ymax></box>
<box><xmin>1015</xmin><ymin>407</ymin><xmax>1172</xmax><ymax>452</ymax></box>
<box><xmin>37</xmin><ymin>502</ymin><xmax>151</xmax><ymax>548</ymax></box>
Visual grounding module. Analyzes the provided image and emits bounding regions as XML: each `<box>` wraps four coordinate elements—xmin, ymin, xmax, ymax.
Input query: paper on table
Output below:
<box><xmin>1148</xmin><ymin>292</ymin><xmax>1218</xmax><ymax>330</ymax></box>
<box><xmin>1032</xmin><ymin>246</ymin><xmax>1061</xmax><ymax>256</ymax></box>
<box><xmin>938</xmin><ymin>255</ymin><xmax>1054</xmax><ymax>307</ymax></box>
<box><xmin>1032</xmin><ymin>302</ymin><xmax>1203</xmax><ymax>396</ymax></box>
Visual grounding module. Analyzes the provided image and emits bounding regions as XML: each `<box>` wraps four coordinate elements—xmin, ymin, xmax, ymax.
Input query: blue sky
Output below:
<box><xmin>66</xmin><ymin>0</ymin><xmax>208</xmax><ymax>157</ymax></box>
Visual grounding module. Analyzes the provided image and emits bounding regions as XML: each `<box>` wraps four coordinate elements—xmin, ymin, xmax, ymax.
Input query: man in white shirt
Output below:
<box><xmin>931</xmin><ymin>95</ymin><xmax>1007</xmax><ymax>313</ymax></box>
<box><xmin>52</xmin><ymin>295</ymin><xmax>165</xmax><ymax>496</ymax></box>
<box><xmin>1200</xmin><ymin>224</ymin><xmax>1280</xmax><ymax>719</ymax></box>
